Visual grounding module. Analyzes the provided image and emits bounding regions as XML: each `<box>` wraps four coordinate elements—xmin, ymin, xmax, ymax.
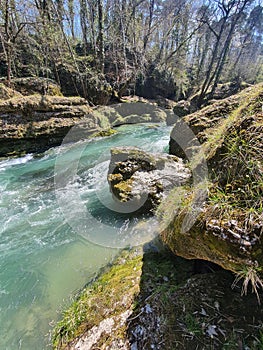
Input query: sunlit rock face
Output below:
<box><xmin>163</xmin><ymin>84</ymin><xmax>263</xmax><ymax>279</ymax></box>
<box><xmin>0</xmin><ymin>95</ymin><xmax>110</xmax><ymax>156</ymax></box>
<box><xmin>108</xmin><ymin>146</ymin><xmax>191</xmax><ymax>213</ymax></box>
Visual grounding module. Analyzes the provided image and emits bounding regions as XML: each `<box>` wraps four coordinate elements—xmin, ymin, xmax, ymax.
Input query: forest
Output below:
<box><xmin>1</xmin><ymin>1</ymin><xmax>263</xmax><ymax>349</ymax></box>
<box><xmin>1</xmin><ymin>0</ymin><xmax>263</xmax><ymax>105</ymax></box>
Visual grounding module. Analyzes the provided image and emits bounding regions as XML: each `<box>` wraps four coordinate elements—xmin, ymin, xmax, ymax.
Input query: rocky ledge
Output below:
<box><xmin>0</xmin><ymin>87</ymin><xmax>173</xmax><ymax>157</ymax></box>
<box><xmin>0</xmin><ymin>94</ymin><xmax>112</xmax><ymax>157</ymax></box>
<box><xmin>106</xmin><ymin>84</ymin><xmax>263</xmax><ymax>297</ymax></box>
<box><xmin>162</xmin><ymin>83</ymin><xmax>263</xmax><ymax>285</ymax></box>
<box><xmin>107</xmin><ymin>147</ymin><xmax>191</xmax><ymax>213</ymax></box>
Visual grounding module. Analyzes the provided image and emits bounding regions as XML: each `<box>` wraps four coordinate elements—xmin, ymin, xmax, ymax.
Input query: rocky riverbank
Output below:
<box><xmin>0</xmin><ymin>83</ymin><xmax>171</xmax><ymax>157</ymax></box>
<box><xmin>162</xmin><ymin>83</ymin><xmax>263</xmax><ymax>282</ymax></box>
<box><xmin>52</xmin><ymin>244</ymin><xmax>263</xmax><ymax>350</ymax></box>
<box><xmin>52</xmin><ymin>83</ymin><xmax>263</xmax><ymax>349</ymax></box>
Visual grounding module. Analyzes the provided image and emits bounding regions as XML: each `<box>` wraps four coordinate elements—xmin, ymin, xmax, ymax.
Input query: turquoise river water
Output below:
<box><xmin>0</xmin><ymin>123</ymin><xmax>171</xmax><ymax>350</ymax></box>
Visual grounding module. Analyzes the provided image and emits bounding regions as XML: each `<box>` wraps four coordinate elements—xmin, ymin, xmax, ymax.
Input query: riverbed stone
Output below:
<box><xmin>108</xmin><ymin>146</ymin><xmax>191</xmax><ymax>213</ymax></box>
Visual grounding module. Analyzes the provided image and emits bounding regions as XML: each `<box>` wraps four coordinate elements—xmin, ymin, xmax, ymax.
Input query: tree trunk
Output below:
<box><xmin>97</xmin><ymin>0</ymin><xmax>105</xmax><ymax>73</ymax></box>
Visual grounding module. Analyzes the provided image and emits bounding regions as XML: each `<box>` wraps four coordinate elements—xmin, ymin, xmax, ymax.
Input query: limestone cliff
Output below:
<box><xmin>0</xmin><ymin>95</ymin><xmax>110</xmax><ymax>156</ymax></box>
<box><xmin>161</xmin><ymin>83</ymin><xmax>263</xmax><ymax>288</ymax></box>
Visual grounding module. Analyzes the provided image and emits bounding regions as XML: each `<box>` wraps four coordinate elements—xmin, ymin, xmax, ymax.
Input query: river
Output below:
<box><xmin>0</xmin><ymin>123</ymin><xmax>171</xmax><ymax>349</ymax></box>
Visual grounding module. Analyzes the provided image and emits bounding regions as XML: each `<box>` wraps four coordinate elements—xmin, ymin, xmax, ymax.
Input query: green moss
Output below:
<box><xmin>52</xmin><ymin>249</ymin><xmax>143</xmax><ymax>349</ymax></box>
<box><xmin>114</xmin><ymin>178</ymin><xmax>133</xmax><ymax>201</ymax></box>
<box><xmin>92</xmin><ymin>128</ymin><xmax>117</xmax><ymax>138</ymax></box>
<box><xmin>92</xmin><ymin>110</ymin><xmax>111</xmax><ymax>129</ymax></box>
<box><xmin>162</xmin><ymin>83</ymin><xmax>263</xmax><ymax>296</ymax></box>
<box><xmin>47</xmin><ymin>85</ymin><xmax>63</xmax><ymax>96</ymax></box>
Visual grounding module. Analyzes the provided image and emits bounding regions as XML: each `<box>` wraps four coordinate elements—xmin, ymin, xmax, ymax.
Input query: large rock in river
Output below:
<box><xmin>108</xmin><ymin>147</ymin><xmax>191</xmax><ymax>213</ymax></box>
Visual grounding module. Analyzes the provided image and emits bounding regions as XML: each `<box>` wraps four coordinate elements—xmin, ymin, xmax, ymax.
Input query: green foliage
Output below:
<box><xmin>92</xmin><ymin>128</ymin><xmax>117</xmax><ymax>138</ymax></box>
<box><xmin>208</xmin><ymin>113</ymin><xmax>262</xmax><ymax>220</ymax></box>
<box><xmin>184</xmin><ymin>314</ymin><xmax>202</xmax><ymax>336</ymax></box>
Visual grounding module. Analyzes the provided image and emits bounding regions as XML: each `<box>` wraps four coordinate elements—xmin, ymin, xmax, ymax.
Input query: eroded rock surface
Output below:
<box><xmin>0</xmin><ymin>95</ymin><xmax>110</xmax><ymax>156</ymax></box>
<box><xmin>108</xmin><ymin>147</ymin><xmax>191</xmax><ymax>213</ymax></box>
<box><xmin>162</xmin><ymin>83</ymin><xmax>263</xmax><ymax>278</ymax></box>
<box><xmin>0</xmin><ymin>92</ymin><xmax>172</xmax><ymax>157</ymax></box>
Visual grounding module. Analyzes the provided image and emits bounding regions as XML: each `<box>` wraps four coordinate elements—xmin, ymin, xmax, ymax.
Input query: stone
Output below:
<box><xmin>122</xmin><ymin>114</ymin><xmax>152</xmax><ymax>124</ymax></box>
<box><xmin>161</xmin><ymin>83</ymin><xmax>263</xmax><ymax>279</ymax></box>
<box><xmin>57</xmin><ymin>64</ymin><xmax>113</xmax><ymax>105</ymax></box>
<box><xmin>0</xmin><ymin>83</ymin><xmax>23</xmax><ymax>99</ymax></box>
<box><xmin>0</xmin><ymin>95</ymin><xmax>111</xmax><ymax>156</ymax></box>
<box><xmin>114</xmin><ymin>101</ymin><xmax>167</xmax><ymax>123</ymax></box>
<box><xmin>94</xmin><ymin>106</ymin><xmax>124</xmax><ymax>125</ymax></box>
<box><xmin>168</xmin><ymin>84</ymin><xmax>258</xmax><ymax>158</ymax></box>
<box><xmin>108</xmin><ymin>146</ymin><xmax>191</xmax><ymax>213</ymax></box>
<box><xmin>166</xmin><ymin>110</ymin><xmax>178</xmax><ymax>126</ymax></box>
<box><xmin>12</xmin><ymin>77</ymin><xmax>62</xmax><ymax>96</ymax></box>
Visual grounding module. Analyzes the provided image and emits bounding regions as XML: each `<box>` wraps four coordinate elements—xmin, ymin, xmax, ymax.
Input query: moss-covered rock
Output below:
<box><xmin>0</xmin><ymin>83</ymin><xmax>23</xmax><ymax>99</ymax></box>
<box><xmin>94</xmin><ymin>105</ymin><xmax>124</xmax><ymax>125</ymax></box>
<box><xmin>161</xmin><ymin>83</ymin><xmax>263</xmax><ymax>289</ymax></box>
<box><xmin>108</xmin><ymin>147</ymin><xmax>190</xmax><ymax>213</ymax></box>
<box><xmin>57</xmin><ymin>64</ymin><xmax>113</xmax><ymax>105</ymax></box>
<box><xmin>122</xmin><ymin>114</ymin><xmax>152</xmax><ymax>124</ymax></box>
<box><xmin>52</xmin><ymin>248</ymin><xmax>143</xmax><ymax>350</ymax></box>
<box><xmin>92</xmin><ymin>102</ymin><xmax>168</xmax><ymax>127</ymax></box>
<box><xmin>92</xmin><ymin>128</ymin><xmax>117</xmax><ymax>138</ymax></box>
<box><xmin>0</xmin><ymin>95</ymin><xmax>111</xmax><ymax>156</ymax></box>
<box><xmin>113</xmin><ymin>101</ymin><xmax>167</xmax><ymax>123</ymax></box>
<box><xmin>169</xmin><ymin>86</ymin><xmax>251</xmax><ymax>157</ymax></box>
<box><xmin>0</xmin><ymin>95</ymin><xmax>170</xmax><ymax>157</ymax></box>
<box><xmin>52</xmin><ymin>245</ymin><xmax>263</xmax><ymax>350</ymax></box>
<box><xmin>12</xmin><ymin>77</ymin><xmax>62</xmax><ymax>96</ymax></box>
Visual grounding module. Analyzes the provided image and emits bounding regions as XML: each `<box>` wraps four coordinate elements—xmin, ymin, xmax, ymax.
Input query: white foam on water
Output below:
<box><xmin>0</xmin><ymin>154</ymin><xmax>33</xmax><ymax>170</ymax></box>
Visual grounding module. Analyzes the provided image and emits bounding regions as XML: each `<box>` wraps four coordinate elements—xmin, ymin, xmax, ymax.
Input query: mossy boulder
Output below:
<box><xmin>114</xmin><ymin>101</ymin><xmax>167</xmax><ymax>123</ymax></box>
<box><xmin>122</xmin><ymin>114</ymin><xmax>152</xmax><ymax>124</ymax></box>
<box><xmin>92</xmin><ymin>128</ymin><xmax>117</xmax><ymax>138</ymax></box>
<box><xmin>90</xmin><ymin>102</ymin><xmax>167</xmax><ymax>127</ymax></box>
<box><xmin>161</xmin><ymin>83</ymin><xmax>263</xmax><ymax>285</ymax></box>
<box><xmin>57</xmin><ymin>64</ymin><xmax>113</xmax><ymax>105</ymax></box>
<box><xmin>94</xmin><ymin>106</ymin><xmax>124</xmax><ymax>125</ymax></box>
<box><xmin>108</xmin><ymin>147</ymin><xmax>191</xmax><ymax>213</ymax></box>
